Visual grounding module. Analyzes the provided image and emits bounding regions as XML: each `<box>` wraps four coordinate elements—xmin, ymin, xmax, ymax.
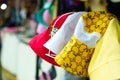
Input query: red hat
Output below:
<box><xmin>29</xmin><ymin>12</ymin><xmax>72</xmax><ymax>66</ymax></box>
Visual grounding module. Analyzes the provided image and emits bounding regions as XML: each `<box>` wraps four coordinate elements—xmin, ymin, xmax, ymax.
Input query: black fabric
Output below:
<box><xmin>57</xmin><ymin>0</ymin><xmax>85</xmax><ymax>16</ymax></box>
<box><xmin>43</xmin><ymin>72</ymin><xmax>47</xmax><ymax>80</ymax></box>
<box><xmin>107</xmin><ymin>0</ymin><xmax>120</xmax><ymax>20</ymax></box>
<box><xmin>49</xmin><ymin>65</ymin><xmax>57</xmax><ymax>79</ymax></box>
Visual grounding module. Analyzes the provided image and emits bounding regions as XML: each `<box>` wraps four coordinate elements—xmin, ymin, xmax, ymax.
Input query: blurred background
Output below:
<box><xmin>0</xmin><ymin>0</ymin><xmax>87</xmax><ymax>80</ymax></box>
<box><xmin>0</xmin><ymin>0</ymin><xmax>120</xmax><ymax>80</ymax></box>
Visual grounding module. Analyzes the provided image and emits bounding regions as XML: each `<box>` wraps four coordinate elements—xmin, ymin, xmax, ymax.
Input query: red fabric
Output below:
<box><xmin>29</xmin><ymin>12</ymin><xmax>72</xmax><ymax>66</ymax></box>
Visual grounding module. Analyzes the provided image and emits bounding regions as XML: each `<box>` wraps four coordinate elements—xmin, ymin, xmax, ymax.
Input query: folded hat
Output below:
<box><xmin>55</xmin><ymin>11</ymin><xmax>115</xmax><ymax>76</ymax></box>
<box><xmin>29</xmin><ymin>12</ymin><xmax>72</xmax><ymax>66</ymax></box>
<box><xmin>44</xmin><ymin>12</ymin><xmax>86</xmax><ymax>54</ymax></box>
<box><xmin>88</xmin><ymin>18</ymin><xmax>120</xmax><ymax>80</ymax></box>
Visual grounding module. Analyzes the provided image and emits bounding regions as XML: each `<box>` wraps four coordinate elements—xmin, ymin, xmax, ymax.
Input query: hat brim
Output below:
<box><xmin>29</xmin><ymin>29</ymin><xmax>59</xmax><ymax>66</ymax></box>
<box><xmin>29</xmin><ymin>12</ymin><xmax>72</xmax><ymax>66</ymax></box>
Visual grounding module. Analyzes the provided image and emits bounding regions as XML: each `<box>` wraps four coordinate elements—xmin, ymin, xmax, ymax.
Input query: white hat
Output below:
<box><xmin>44</xmin><ymin>12</ymin><xmax>86</xmax><ymax>54</ymax></box>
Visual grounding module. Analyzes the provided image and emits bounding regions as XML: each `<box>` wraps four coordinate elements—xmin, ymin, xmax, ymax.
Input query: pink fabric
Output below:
<box><xmin>43</xmin><ymin>9</ymin><xmax>50</xmax><ymax>24</ymax></box>
<box><xmin>39</xmin><ymin>74</ymin><xmax>44</xmax><ymax>80</ymax></box>
<box><xmin>4</xmin><ymin>27</ymin><xmax>18</xmax><ymax>32</ymax></box>
<box><xmin>47</xmin><ymin>0</ymin><xmax>53</xmax><ymax>2</ymax></box>
<box><xmin>46</xmin><ymin>72</ymin><xmax>51</xmax><ymax>80</ymax></box>
<box><xmin>37</xmin><ymin>9</ymin><xmax>50</xmax><ymax>34</ymax></box>
<box><xmin>36</xmin><ymin>24</ymin><xmax>47</xmax><ymax>34</ymax></box>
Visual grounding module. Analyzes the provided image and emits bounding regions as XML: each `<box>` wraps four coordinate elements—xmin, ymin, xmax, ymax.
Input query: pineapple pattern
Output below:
<box><xmin>55</xmin><ymin>11</ymin><xmax>115</xmax><ymax>77</ymax></box>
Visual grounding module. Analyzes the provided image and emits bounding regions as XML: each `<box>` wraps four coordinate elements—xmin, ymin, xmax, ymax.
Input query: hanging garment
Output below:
<box><xmin>88</xmin><ymin>18</ymin><xmax>120</xmax><ymax>80</ymax></box>
<box><xmin>36</xmin><ymin>0</ymin><xmax>54</xmax><ymax>26</ymax></box>
<box><xmin>36</xmin><ymin>0</ymin><xmax>54</xmax><ymax>34</ymax></box>
<box><xmin>29</xmin><ymin>12</ymin><xmax>72</xmax><ymax>66</ymax></box>
<box><xmin>55</xmin><ymin>11</ymin><xmax>115</xmax><ymax>77</ymax></box>
<box><xmin>36</xmin><ymin>0</ymin><xmax>58</xmax><ymax>34</ymax></box>
<box><xmin>44</xmin><ymin>12</ymin><xmax>86</xmax><ymax>54</ymax></box>
<box><xmin>36</xmin><ymin>9</ymin><xmax>50</xmax><ymax>34</ymax></box>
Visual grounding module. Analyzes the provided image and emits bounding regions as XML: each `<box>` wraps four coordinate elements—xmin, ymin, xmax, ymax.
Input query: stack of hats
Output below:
<box><xmin>29</xmin><ymin>11</ymin><xmax>120</xmax><ymax>80</ymax></box>
<box><xmin>29</xmin><ymin>12</ymin><xmax>72</xmax><ymax>66</ymax></box>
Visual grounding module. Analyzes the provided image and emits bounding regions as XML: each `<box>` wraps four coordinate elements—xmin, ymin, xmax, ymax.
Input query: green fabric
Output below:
<box><xmin>36</xmin><ymin>0</ymin><xmax>54</xmax><ymax>28</ymax></box>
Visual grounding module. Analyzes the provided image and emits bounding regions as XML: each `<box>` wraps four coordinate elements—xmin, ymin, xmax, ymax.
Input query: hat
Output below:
<box><xmin>29</xmin><ymin>12</ymin><xmax>72</xmax><ymax>66</ymax></box>
<box><xmin>44</xmin><ymin>12</ymin><xmax>86</xmax><ymax>54</ymax></box>
<box><xmin>55</xmin><ymin>11</ymin><xmax>115</xmax><ymax>76</ymax></box>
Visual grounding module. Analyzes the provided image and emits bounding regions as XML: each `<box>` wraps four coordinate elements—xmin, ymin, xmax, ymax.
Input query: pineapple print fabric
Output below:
<box><xmin>55</xmin><ymin>11</ymin><xmax>115</xmax><ymax>77</ymax></box>
<box><xmin>83</xmin><ymin>11</ymin><xmax>115</xmax><ymax>35</ymax></box>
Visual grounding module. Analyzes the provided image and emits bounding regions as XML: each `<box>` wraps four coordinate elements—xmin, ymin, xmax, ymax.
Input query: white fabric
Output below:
<box><xmin>1</xmin><ymin>33</ymin><xmax>36</xmax><ymax>80</ymax></box>
<box><xmin>16</xmin><ymin>41</ymin><xmax>36</xmax><ymax>80</ymax></box>
<box><xmin>1</xmin><ymin>33</ymin><xmax>19</xmax><ymax>74</ymax></box>
<box><xmin>1</xmin><ymin>32</ymin><xmax>65</xmax><ymax>80</ymax></box>
<box><xmin>44</xmin><ymin>12</ymin><xmax>86</xmax><ymax>54</ymax></box>
<box><xmin>74</xmin><ymin>17</ymin><xmax>101</xmax><ymax>48</ymax></box>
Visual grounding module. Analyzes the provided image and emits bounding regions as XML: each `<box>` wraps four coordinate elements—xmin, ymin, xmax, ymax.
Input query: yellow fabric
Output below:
<box><xmin>55</xmin><ymin>35</ymin><xmax>94</xmax><ymax>77</ymax></box>
<box><xmin>82</xmin><ymin>11</ymin><xmax>115</xmax><ymax>34</ymax></box>
<box><xmin>52</xmin><ymin>0</ymin><xmax>58</xmax><ymax>19</ymax></box>
<box><xmin>88</xmin><ymin>18</ymin><xmax>120</xmax><ymax>80</ymax></box>
<box><xmin>55</xmin><ymin>11</ymin><xmax>115</xmax><ymax>77</ymax></box>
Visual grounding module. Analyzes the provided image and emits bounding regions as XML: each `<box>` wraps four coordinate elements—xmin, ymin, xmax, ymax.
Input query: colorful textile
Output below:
<box><xmin>55</xmin><ymin>11</ymin><xmax>115</xmax><ymax>76</ymax></box>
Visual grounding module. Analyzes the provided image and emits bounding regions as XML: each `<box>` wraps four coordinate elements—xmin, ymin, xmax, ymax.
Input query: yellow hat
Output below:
<box><xmin>55</xmin><ymin>11</ymin><xmax>115</xmax><ymax>77</ymax></box>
